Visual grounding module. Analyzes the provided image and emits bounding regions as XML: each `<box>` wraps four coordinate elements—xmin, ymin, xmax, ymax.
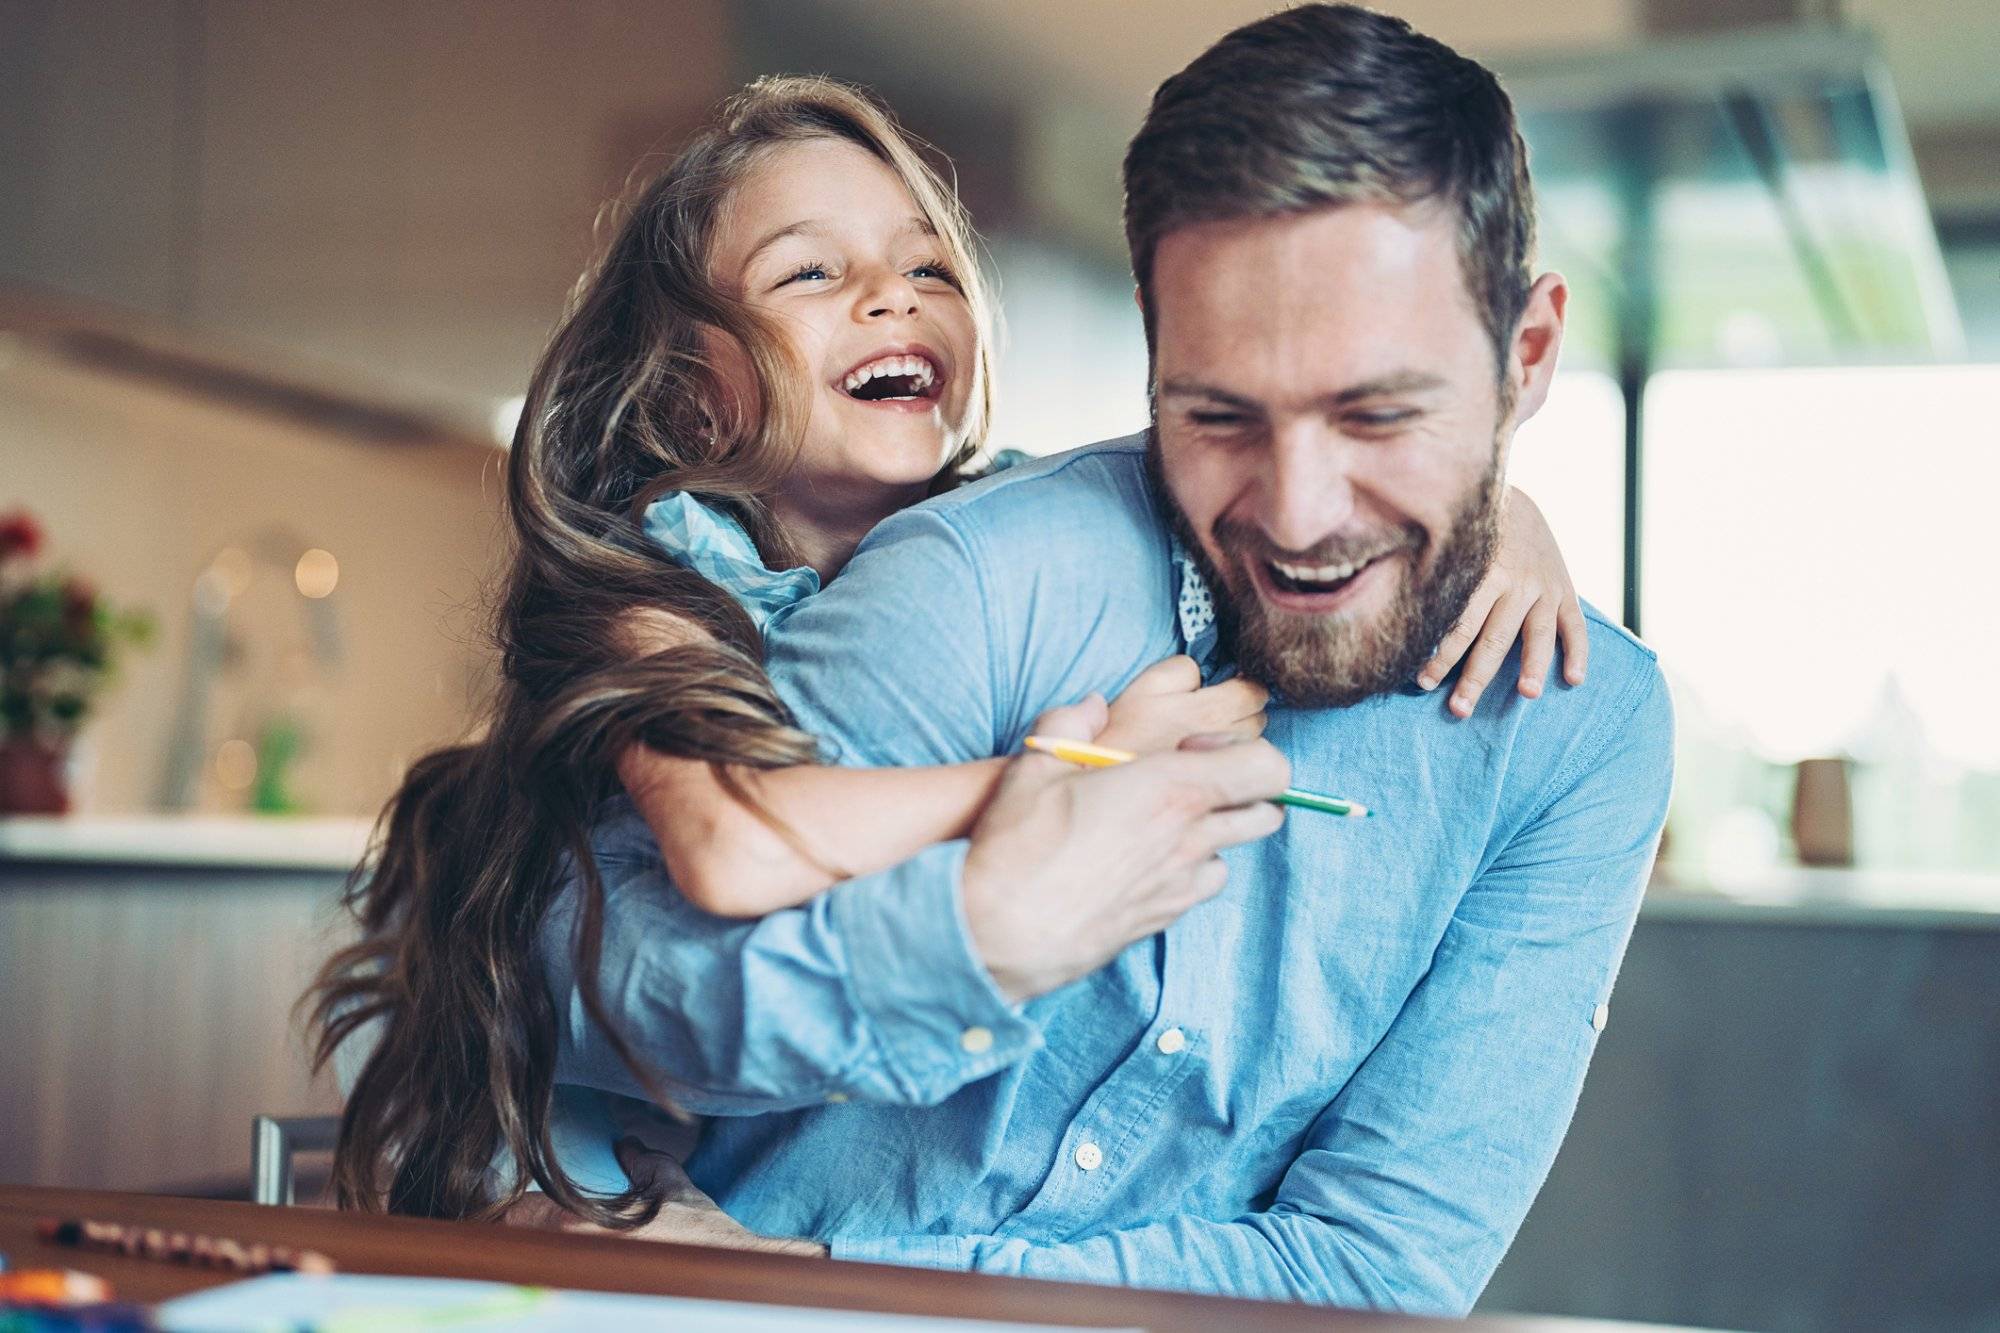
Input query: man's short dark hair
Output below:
<box><xmin>1123</xmin><ymin>3</ymin><xmax>1536</xmax><ymax>367</ymax></box>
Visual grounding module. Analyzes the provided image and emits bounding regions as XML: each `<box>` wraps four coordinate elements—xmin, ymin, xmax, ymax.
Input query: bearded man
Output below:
<box><xmin>539</xmin><ymin>3</ymin><xmax>1674</xmax><ymax>1315</ymax></box>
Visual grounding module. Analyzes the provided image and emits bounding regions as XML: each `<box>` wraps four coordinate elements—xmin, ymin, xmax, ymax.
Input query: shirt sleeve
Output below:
<box><xmin>837</xmin><ymin>666</ymin><xmax>1675</xmax><ymax>1313</ymax></box>
<box><xmin>550</xmin><ymin>505</ymin><xmax>1032</xmax><ymax>1113</ymax></box>
<box><xmin>552</xmin><ymin>837</ymin><xmax>1040</xmax><ymax>1114</ymax></box>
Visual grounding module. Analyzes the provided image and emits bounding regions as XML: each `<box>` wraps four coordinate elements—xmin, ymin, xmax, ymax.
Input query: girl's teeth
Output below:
<box><xmin>842</xmin><ymin>355</ymin><xmax>938</xmax><ymax>395</ymax></box>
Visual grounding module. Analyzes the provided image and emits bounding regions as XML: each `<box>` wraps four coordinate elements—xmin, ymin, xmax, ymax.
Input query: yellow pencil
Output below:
<box><xmin>1023</xmin><ymin>735</ymin><xmax>1372</xmax><ymax>818</ymax></box>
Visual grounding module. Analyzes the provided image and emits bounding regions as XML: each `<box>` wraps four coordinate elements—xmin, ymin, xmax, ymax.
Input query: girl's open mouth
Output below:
<box><xmin>840</xmin><ymin>353</ymin><xmax>942</xmax><ymax>404</ymax></box>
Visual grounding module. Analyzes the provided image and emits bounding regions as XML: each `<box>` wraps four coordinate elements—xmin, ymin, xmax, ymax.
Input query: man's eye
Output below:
<box><xmin>1189</xmin><ymin>411</ymin><xmax>1249</xmax><ymax>427</ymax></box>
<box><xmin>1349</xmin><ymin>410</ymin><xmax>1418</xmax><ymax>430</ymax></box>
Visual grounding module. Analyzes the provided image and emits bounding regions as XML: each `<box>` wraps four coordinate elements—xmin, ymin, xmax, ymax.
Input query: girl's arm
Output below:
<box><xmin>1416</xmin><ymin>484</ymin><xmax>1590</xmax><ymax>718</ymax></box>
<box><xmin>616</xmin><ymin>612</ymin><xmax>1266</xmax><ymax>918</ymax></box>
<box><xmin>618</xmin><ymin>747</ymin><xmax>1007</xmax><ymax>918</ymax></box>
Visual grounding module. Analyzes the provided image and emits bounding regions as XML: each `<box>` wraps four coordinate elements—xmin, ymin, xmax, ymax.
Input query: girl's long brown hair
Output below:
<box><xmin>306</xmin><ymin>75</ymin><xmax>993</xmax><ymax>1226</ymax></box>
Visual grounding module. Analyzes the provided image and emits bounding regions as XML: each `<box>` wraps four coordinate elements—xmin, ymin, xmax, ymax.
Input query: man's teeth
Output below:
<box><xmin>1272</xmin><ymin>557</ymin><xmax>1366</xmax><ymax>585</ymax></box>
<box><xmin>842</xmin><ymin>354</ymin><xmax>936</xmax><ymax>395</ymax></box>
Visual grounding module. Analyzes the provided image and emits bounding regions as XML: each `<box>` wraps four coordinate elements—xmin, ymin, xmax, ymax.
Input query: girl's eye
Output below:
<box><xmin>778</xmin><ymin>261</ymin><xmax>833</xmax><ymax>288</ymax></box>
<box><xmin>910</xmin><ymin>260</ymin><xmax>958</xmax><ymax>285</ymax></box>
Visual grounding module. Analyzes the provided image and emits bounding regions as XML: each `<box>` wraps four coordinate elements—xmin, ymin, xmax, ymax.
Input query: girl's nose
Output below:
<box><xmin>856</xmin><ymin>266</ymin><xmax>921</xmax><ymax>320</ymax></box>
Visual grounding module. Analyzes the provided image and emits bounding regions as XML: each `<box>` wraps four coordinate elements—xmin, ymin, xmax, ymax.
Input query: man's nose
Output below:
<box><xmin>1258</xmin><ymin>421</ymin><xmax>1356</xmax><ymax>554</ymax></box>
<box><xmin>853</xmin><ymin>265</ymin><xmax>921</xmax><ymax>322</ymax></box>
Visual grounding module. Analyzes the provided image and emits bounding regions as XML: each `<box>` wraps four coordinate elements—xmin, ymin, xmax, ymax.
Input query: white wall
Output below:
<box><xmin>2</xmin><ymin>352</ymin><xmax>503</xmax><ymax>815</ymax></box>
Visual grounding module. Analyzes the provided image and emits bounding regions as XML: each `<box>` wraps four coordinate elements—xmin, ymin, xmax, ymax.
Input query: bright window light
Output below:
<box><xmin>1644</xmin><ymin>364</ymin><xmax>2000</xmax><ymax>768</ymax></box>
<box><xmin>1644</xmin><ymin>363</ymin><xmax>2000</xmax><ymax>884</ymax></box>
<box><xmin>1508</xmin><ymin>369</ymin><xmax>1626</xmax><ymax>619</ymax></box>
<box><xmin>985</xmin><ymin>239</ymin><xmax>1151</xmax><ymax>457</ymax></box>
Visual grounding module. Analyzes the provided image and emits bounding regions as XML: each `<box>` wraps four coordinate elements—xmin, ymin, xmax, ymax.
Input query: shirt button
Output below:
<box><xmin>1074</xmin><ymin>1141</ymin><xmax>1103</xmax><ymax>1171</ymax></box>
<box><xmin>1591</xmin><ymin>1004</ymin><xmax>1610</xmax><ymax>1033</ymax></box>
<box><xmin>1155</xmin><ymin>1027</ymin><xmax>1187</xmax><ymax>1055</ymax></box>
<box><xmin>960</xmin><ymin>1026</ymin><xmax>994</xmax><ymax>1054</ymax></box>
<box><xmin>825</xmin><ymin>1091</ymin><xmax>849</xmax><ymax>1103</ymax></box>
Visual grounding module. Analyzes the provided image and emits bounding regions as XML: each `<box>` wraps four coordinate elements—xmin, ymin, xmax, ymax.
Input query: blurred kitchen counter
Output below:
<box><xmin>0</xmin><ymin>814</ymin><xmax>373</xmax><ymax>873</ymax></box>
<box><xmin>1642</xmin><ymin>864</ymin><xmax>2000</xmax><ymax>930</ymax></box>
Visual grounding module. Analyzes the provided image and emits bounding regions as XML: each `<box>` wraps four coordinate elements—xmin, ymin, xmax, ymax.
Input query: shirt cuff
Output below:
<box><xmin>828</xmin><ymin>839</ymin><xmax>1041</xmax><ymax>1102</ymax></box>
<box><xmin>831</xmin><ymin>1232</ymin><xmax>977</xmax><ymax>1271</ymax></box>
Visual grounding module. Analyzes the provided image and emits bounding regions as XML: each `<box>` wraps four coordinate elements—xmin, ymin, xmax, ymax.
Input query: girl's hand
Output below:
<box><xmin>1098</xmin><ymin>655</ymin><xmax>1269</xmax><ymax>753</ymax></box>
<box><xmin>1416</xmin><ymin>486</ymin><xmax>1589</xmax><ymax>719</ymax></box>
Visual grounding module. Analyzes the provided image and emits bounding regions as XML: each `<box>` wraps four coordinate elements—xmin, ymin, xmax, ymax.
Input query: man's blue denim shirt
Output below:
<box><xmin>542</xmin><ymin>436</ymin><xmax>1674</xmax><ymax>1315</ymax></box>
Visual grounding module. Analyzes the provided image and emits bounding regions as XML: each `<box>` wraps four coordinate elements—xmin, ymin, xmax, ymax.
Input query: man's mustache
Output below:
<box><xmin>1209</xmin><ymin>517</ymin><xmax>1423</xmax><ymax>569</ymax></box>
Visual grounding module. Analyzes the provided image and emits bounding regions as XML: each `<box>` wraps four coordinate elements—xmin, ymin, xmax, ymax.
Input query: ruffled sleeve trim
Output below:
<box><xmin>640</xmin><ymin>491</ymin><xmax>821</xmax><ymax>632</ymax></box>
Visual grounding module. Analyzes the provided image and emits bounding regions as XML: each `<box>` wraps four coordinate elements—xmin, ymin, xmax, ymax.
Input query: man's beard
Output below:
<box><xmin>1152</xmin><ymin>430</ymin><xmax>1502</xmax><ymax>708</ymax></box>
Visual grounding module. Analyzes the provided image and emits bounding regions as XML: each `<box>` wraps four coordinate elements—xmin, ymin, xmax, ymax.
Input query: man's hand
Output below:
<box><xmin>500</xmin><ymin>1138</ymin><xmax>827</xmax><ymax>1257</ymax></box>
<box><xmin>962</xmin><ymin>694</ymin><xmax>1290</xmax><ymax>1004</ymax></box>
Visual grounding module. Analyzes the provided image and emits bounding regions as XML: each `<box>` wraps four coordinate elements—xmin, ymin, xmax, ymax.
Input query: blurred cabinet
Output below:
<box><xmin>1483</xmin><ymin>905</ymin><xmax>2000</xmax><ymax>1332</ymax></box>
<box><xmin>0</xmin><ymin>0</ymin><xmax>731</xmax><ymax>407</ymax></box>
<box><xmin>0</xmin><ymin>851</ymin><xmax>352</xmax><ymax>1193</ymax></box>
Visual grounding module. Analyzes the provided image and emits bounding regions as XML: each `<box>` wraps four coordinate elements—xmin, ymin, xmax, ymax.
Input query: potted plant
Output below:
<box><xmin>0</xmin><ymin>509</ymin><xmax>155</xmax><ymax>814</ymax></box>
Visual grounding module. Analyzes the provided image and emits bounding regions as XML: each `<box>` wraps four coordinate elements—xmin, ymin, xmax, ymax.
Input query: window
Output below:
<box><xmin>1642</xmin><ymin>364</ymin><xmax>2000</xmax><ymax>895</ymax></box>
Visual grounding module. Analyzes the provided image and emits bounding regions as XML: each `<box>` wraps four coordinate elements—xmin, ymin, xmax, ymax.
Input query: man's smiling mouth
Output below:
<box><xmin>841</xmin><ymin>354</ymin><xmax>940</xmax><ymax>402</ymax></box>
<box><xmin>1265</xmin><ymin>551</ymin><xmax>1395</xmax><ymax>597</ymax></box>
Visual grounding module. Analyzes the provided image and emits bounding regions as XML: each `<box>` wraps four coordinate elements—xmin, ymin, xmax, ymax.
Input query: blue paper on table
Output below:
<box><xmin>157</xmin><ymin>1273</ymin><xmax>1132</xmax><ymax>1332</ymax></box>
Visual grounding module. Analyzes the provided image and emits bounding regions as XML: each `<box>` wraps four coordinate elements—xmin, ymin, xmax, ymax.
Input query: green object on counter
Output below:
<box><xmin>251</xmin><ymin>714</ymin><xmax>306</xmax><ymax>814</ymax></box>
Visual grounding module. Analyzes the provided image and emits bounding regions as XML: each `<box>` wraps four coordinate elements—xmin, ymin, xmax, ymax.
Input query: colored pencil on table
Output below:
<box><xmin>37</xmin><ymin>1218</ymin><xmax>335</xmax><ymax>1277</ymax></box>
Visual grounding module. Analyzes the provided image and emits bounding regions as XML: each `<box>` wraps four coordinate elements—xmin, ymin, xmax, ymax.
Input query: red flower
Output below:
<box><xmin>0</xmin><ymin>510</ymin><xmax>44</xmax><ymax>562</ymax></box>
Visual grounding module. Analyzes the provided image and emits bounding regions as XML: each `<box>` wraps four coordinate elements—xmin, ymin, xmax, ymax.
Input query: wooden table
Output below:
<box><xmin>0</xmin><ymin>1185</ymin><xmax>1707</xmax><ymax>1331</ymax></box>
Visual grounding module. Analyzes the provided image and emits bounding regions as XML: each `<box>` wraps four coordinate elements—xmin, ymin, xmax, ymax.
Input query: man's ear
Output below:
<box><xmin>1506</xmin><ymin>272</ymin><xmax>1568</xmax><ymax>426</ymax></box>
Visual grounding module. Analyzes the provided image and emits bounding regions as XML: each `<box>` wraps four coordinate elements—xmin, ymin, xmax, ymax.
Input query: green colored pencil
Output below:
<box><xmin>1273</xmin><ymin>787</ymin><xmax>1370</xmax><ymax>818</ymax></box>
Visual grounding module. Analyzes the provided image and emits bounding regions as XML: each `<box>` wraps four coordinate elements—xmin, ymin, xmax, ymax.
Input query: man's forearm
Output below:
<box><xmin>560</xmin><ymin>727</ymin><xmax>1285</xmax><ymax>1112</ymax></box>
<box><xmin>836</xmin><ymin>1211</ymin><xmax>1451</xmax><ymax>1314</ymax></box>
<box><xmin>552</xmin><ymin>833</ymin><xmax>1040</xmax><ymax>1114</ymax></box>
